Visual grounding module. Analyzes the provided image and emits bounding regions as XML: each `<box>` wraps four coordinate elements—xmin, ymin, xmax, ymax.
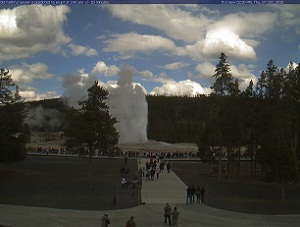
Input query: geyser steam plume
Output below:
<box><xmin>62</xmin><ymin>65</ymin><xmax>148</xmax><ymax>144</ymax></box>
<box><xmin>107</xmin><ymin>65</ymin><xmax>148</xmax><ymax>144</ymax></box>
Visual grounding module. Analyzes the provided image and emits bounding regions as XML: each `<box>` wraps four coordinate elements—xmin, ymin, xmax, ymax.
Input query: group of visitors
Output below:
<box><xmin>140</xmin><ymin>157</ymin><xmax>172</xmax><ymax>181</ymax></box>
<box><xmin>186</xmin><ymin>185</ymin><xmax>205</xmax><ymax>204</ymax></box>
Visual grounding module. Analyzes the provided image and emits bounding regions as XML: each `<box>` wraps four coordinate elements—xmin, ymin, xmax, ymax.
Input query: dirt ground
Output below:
<box><xmin>1</xmin><ymin>156</ymin><xmax>300</xmax><ymax>214</ymax></box>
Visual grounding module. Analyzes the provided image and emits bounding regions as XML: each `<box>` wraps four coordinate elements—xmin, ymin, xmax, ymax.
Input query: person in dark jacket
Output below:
<box><xmin>126</xmin><ymin>216</ymin><xmax>136</xmax><ymax>227</ymax></box>
<box><xmin>201</xmin><ymin>186</ymin><xmax>205</xmax><ymax>203</ymax></box>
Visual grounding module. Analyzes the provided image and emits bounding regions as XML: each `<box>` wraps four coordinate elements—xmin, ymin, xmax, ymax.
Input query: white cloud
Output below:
<box><xmin>150</xmin><ymin>79</ymin><xmax>204</xmax><ymax>96</ymax></box>
<box><xmin>230</xmin><ymin>64</ymin><xmax>257</xmax><ymax>90</ymax></box>
<box><xmin>195</xmin><ymin>62</ymin><xmax>257</xmax><ymax>91</ymax></box>
<box><xmin>216</xmin><ymin>12</ymin><xmax>277</xmax><ymax>37</ymax></box>
<box><xmin>105</xmin><ymin>5</ymin><xmax>212</xmax><ymax>43</ymax></box>
<box><xmin>273</xmin><ymin>5</ymin><xmax>300</xmax><ymax>28</ymax></box>
<box><xmin>285</xmin><ymin>61</ymin><xmax>299</xmax><ymax>72</ymax></box>
<box><xmin>104</xmin><ymin>6</ymin><xmax>278</xmax><ymax>61</ymax></box>
<box><xmin>19</xmin><ymin>86</ymin><xmax>59</xmax><ymax>101</ymax></box>
<box><xmin>195</xmin><ymin>62</ymin><xmax>216</xmax><ymax>79</ymax></box>
<box><xmin>138</xmin><ymin>70</ymin><xmax>154</xmax><ymax>80</ymax></box>
<box><xmin>67</xmin><ymin>43</ymin><xmax>98</xmax><ymax>56</ymax></box>
<box><xmin>10</xmin><ymin>63</ymin><xmax>53</xmax><ymax>84</ymax></box>
<box><xmin>0</xmin><ymin>5</ymin><xmax>70</xmax><ymax>60</ymax></box>
<box><xmin>91</xmin><ymin>61</ymin><xmax>120</xmax><ymax>76</ymax></box>
<box><xmin>200</xmin><ymin>12</ymin><xmax>277</xmax><ymax>60</ymax></box>
<box><xmin>103</xmin><ymin>32</ymin><xmax>176</xmax><ymax>55</ymax></box>
<box><xmin>158</xmin><ymin>62</ymin><xmax>190</xmax><ymax>71</ymax></box>
<box><xmin>202</xmin><ymin>29</ymin><xmax>256</xmax><ymax>60</ymax></box>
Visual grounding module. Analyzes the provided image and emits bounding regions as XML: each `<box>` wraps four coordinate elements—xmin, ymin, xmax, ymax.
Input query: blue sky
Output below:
<box><xmin>0</xmin><ymin>3</ymin><xmax>299</xmax><ymax>101</ymax></box>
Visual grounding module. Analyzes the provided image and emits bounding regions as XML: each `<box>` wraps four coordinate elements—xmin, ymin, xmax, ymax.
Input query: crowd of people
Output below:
<box><xmin>26</xmin><ymin>146</ymin><xmax>200</xmax><ymax>160</ymax></box>
<box><xmin>137</xmin><ymin>156</ymin><xmax>173</xmax><ymax>183</ymax></box>
<box><xmin>186</xmin><ymin>185</ymin><xmax>205</xmax><ymax>204</ymax></box>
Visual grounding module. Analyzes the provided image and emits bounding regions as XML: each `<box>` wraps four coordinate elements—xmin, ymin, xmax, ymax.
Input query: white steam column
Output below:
<box><xmin>107</xmin><ymin>65</ymin><xmax>148</xmax><ymax>144</ymax></box>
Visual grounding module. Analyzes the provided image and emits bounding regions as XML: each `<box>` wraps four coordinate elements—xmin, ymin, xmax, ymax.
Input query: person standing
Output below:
<box><xmin>150</xmin><ymin>168</ymin><xmax>155</xmax><ymax>180</ymax></box>
<box><xmin>166</xmin><ymin>161</ymin><xmax>171</xmax><ymax>173</ymax></box>
<box><xmin>195</xmin><ymin>186</ymin><xmax>201</xmax><ymax>204</ymax></box>
<box><xmin>164</xmin><ymin>202</ymin><xmax>172</xmax><ymax>226</ymax></box>
<box><xmin>191</xmin><ymin>185</ymin><xmax>195</xmax><ymax>203</ymax></box>
<box><xmin>126</xmin><ymin>216</ymin><xmax>136</xmax><ymax>227</ymax></box>
<box><xmin>200</xmin><ymin>186</ymin><xmax>205</xmax><ymax>204</ymax></box>
<box><xmin>160</xmin><ymin>162</ymin><xmax>165</xmax><ymax>173</ymax></box>
<box><xmin>186</xmin><ymin>185</ymin><xmax>192</xmax><ymax>204</ymax></box>
<box><xmin>171</xmin><ymin>207</ymin><xmax>180</xmax><ymax>226</ymax></box>
<box><xmin>156</xmin><ymin>166</ymin><xmax>160</xmax><ymax>179</ymax></box>
<box><xmin>101</xmin><ymin>213</ymin><xmax>110</xmax><ymax>227</ymax></box>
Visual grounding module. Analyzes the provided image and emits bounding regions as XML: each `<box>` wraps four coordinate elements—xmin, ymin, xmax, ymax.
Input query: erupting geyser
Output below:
<box><xmin>62</xmin><ymin>64</ymin><xmax>148</xmax><ymax>144</ymax></box>
<box><xmin>107</xmin><ymin>65</ymin><xmax>148</xmax><ymax>144</ymax></box>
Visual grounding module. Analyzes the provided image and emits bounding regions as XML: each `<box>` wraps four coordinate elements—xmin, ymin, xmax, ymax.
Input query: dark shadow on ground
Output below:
<box><xmin>172</xmin><ymin>161</ymin><xmax>300</xmax><ymax>215</ymax></box>
<box><xmin>2</xmin><ymin>156</ymin><xmax>300</xmax><ymax>214</ymax></box>
<box><xmin>0</xmin><ymin>155</ymin><xmax>139</xmax><ymax>210</ymax></box>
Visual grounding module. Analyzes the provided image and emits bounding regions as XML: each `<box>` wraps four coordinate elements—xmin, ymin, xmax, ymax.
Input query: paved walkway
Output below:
<box><xmin>1</xmin><ymin>158</ymin><xmax>300</xmax><ymax>226</ymax></box>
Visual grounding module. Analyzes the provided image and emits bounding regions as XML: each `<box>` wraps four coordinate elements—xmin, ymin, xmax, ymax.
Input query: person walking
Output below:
<box><xmin>164</xmin><ymin>202</ymin><xmax>172</xmax><ymax>226</ymax></box>
<box><xmin>101</xmin><ymin>213</ymin><xmax>110</xmax><ymax>227</ymax></box>
<box><xmin>171</xmin><ymin>206</ymin><xmax>180</xmax><ymax>226</ymax></box>
<box><xmin>126</xmin><ymin>216</ymin><xmax>136</xmax><ymax>227</ymax></box>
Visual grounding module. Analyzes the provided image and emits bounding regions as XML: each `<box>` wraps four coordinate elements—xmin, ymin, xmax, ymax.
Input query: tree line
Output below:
<box><xmin>149</xmin><ymin>53</ymin><xmax>300</xmax><ymax>193</ymax></box>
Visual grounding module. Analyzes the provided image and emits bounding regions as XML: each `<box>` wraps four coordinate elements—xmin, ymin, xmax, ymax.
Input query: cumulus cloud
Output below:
<box><xmin>67</xmin><ymin>43</ymin><xmax>98</xmax><ymax>56</ymax></box>
<box><xmin>10</xmin><ymin>63</ymin><xmax>53</xmax><ymax>84</ymax></box>
<box><xmin>202</xmin><ymin>29</ymin><xmax>256</xmax><ymax>60</ymax></box>
<box><xmin>91</xmin><ymin>61</ymin><xmax>120</xmax><ymax>76</ymax></box>
<box><xmin>0</xmin><ymin>5</ymin><xmax>71</xmax><ymax>60</ymax></box>
<box><xmin>103</xmin><ymin>32</ymin><xmax>176</xmax><ymax>55</ymax></box>
<box><xmin>150</xmin><ymin>79</ymin><xmax>204</xmax><ymax>96</ymax></box>
<box><xmin>158</xmin><ymin>62</ymin><xmax>190</xmax><ymax>71</ymax></box>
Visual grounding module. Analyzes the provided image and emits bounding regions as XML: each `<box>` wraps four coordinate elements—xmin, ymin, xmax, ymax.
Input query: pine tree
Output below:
<box><xmin>65</xmin><ymin>81</ymin><xmax>119</xmax><ymax>186</ymax></box>
<box><xmin>0</xmin><ymin>68</ymin><xmax>27</xmax><ymax>164</ymax></box>
<box><xmin>211</xmin><ymin>53</ymin><xmax>234</xmax><ymax>96</ymax></box>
